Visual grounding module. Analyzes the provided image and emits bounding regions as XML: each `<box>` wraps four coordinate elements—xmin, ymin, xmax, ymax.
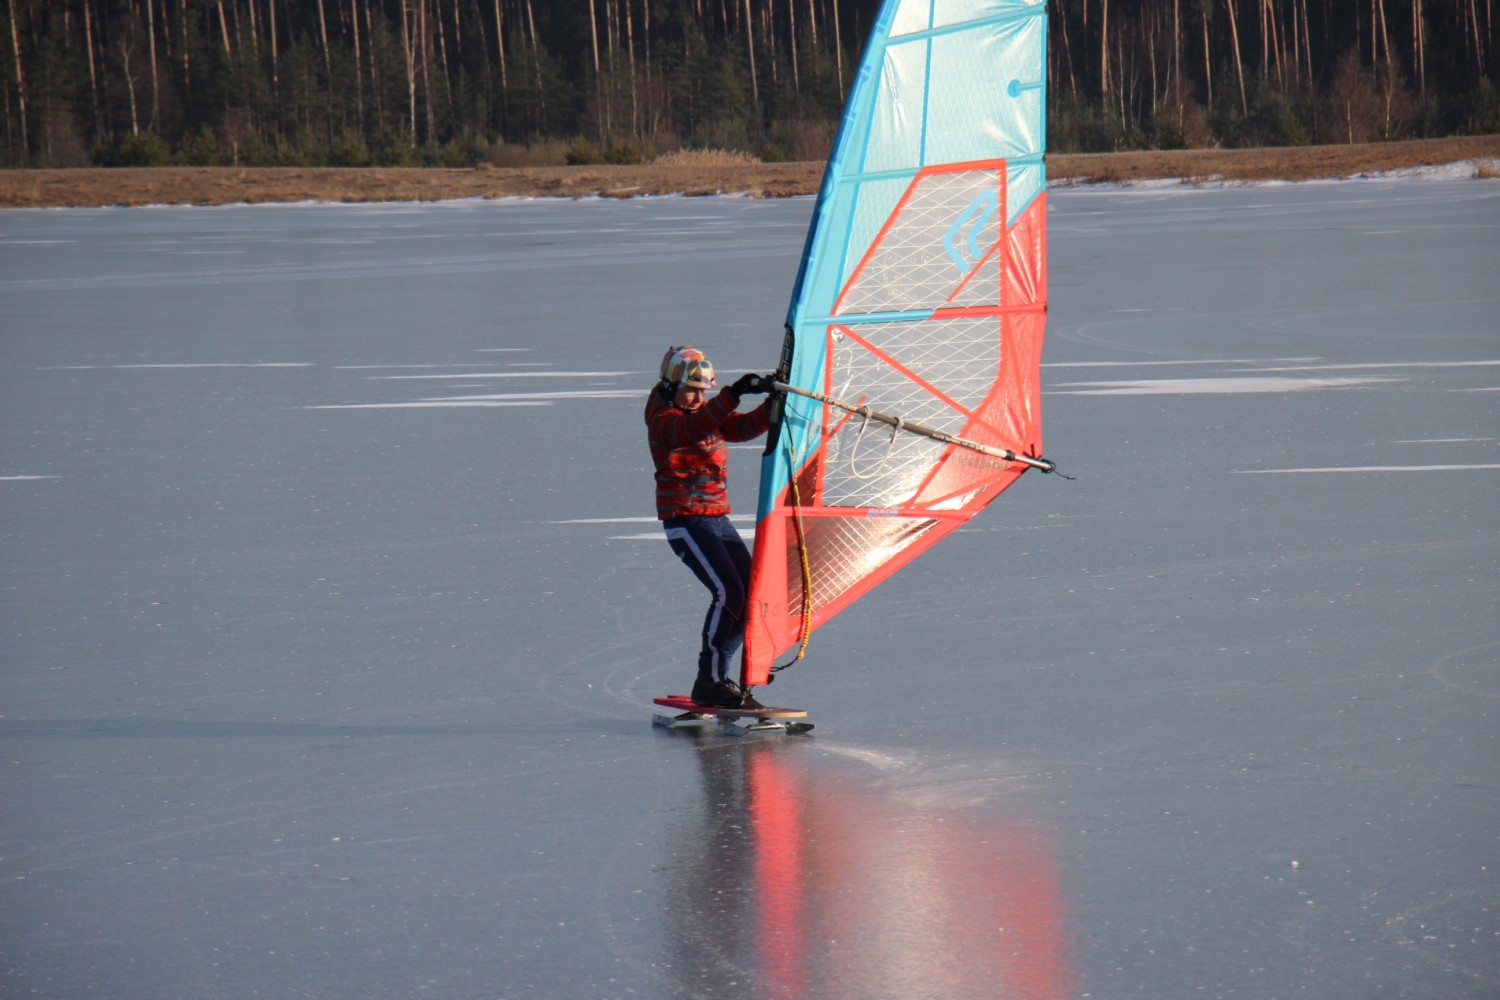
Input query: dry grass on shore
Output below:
<box><xmin>1</xmin><ymin>136</ymin><xmax>1497</xmax><ymax>209</ymax></box>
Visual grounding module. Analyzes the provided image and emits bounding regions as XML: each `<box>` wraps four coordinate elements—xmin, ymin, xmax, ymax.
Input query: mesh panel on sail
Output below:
<box><xmin>785</xmin><ymin>514</ymin><xmax>940</xmax><ymax>620</ymax></box>
<box><xmin>836</xmin><ymin>169</ymin><xmax>1004</xmax><ymax>316</ymax></box>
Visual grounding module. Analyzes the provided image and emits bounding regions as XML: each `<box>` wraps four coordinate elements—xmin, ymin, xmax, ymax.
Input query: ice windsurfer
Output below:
<box><xmin>645</xmin><ymin>346</ymin><xmax>774</xmax><ymax>710</ymax></box>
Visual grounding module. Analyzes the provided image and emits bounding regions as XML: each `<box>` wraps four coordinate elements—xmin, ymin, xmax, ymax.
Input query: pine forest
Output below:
<box><xmin>3</xmin><ymin>0</ymin><xmax>1497</xmax><ymax>169</ymax></box>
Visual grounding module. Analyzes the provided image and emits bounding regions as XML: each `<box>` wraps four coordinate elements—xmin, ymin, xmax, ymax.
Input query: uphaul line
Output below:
<box><xmin>770</xmin><ymin>380</ymin><xmax>1059</xmax><ymax>474</ymax></box>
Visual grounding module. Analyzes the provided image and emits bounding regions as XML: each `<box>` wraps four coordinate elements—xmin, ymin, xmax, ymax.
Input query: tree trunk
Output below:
<box><xmin>1466</xmin><ymin>0</ymin><xmax>1483</xmax><ymax>76</ymax></box>
<box><xmin>1374</xmin><ymin>0</ymin><xmax>1395</xmax><ymax>133</ymax></box>
<box><xmin>1147</xmin><ymin>6</ymin><xmax>1158</xmax><ymax>115</ymax></box>
<box><xmin>85</xmin><ymin>0</ymin><xmax>104</xmax><ymax>134</ymax></box>
<box><xmin>1114</xmin><ymin>14</ymin><xmax>1126</xmax><ymax>122</ymax></box>
<box><xmin>1374</xmin><ymin>0</ymin><xmax>1392</xmax><ymax>73</ymax></box>
<box><xmin>245</xmin><ymin>0</ymin><xmax>258</xmax><ymax>58</ymax></box>
<box><xmin>7</xmin><ymin>0</ymin><xmax>27</xmax><ymax>158</ymax></box>
<box><xmin>419</xmin><ymin>0</ymin><xmax>434</xmax><ymax>142</ymax></box>
<box><xmin>434</xmin><ymin>0</ymin><xmax>453</xmax><ymax>114</ymax></box>
<box><xmin>349</xmin><ymin>0</ymin><xmax>363</xmax><ymax>120</ymax></box>
<box><xmin>118</xmin><ymin>36</ymin><xmax>140</xmax><ymax>136</ymax></box>
<box><xmin>145</xmin><ymin>0</ymin><xmax>160</xmax><ymax>130</ymax></box>
<box><xmin>401</xmin><ymin>0</ymin><xmax>417</xmax><ymax>140</ymax></box>
<box><xmin>364</xmin><ymin>0</ymin><xmax>383</xmax><ymax>132</ymax></box>
<box><xmin>1257</xmin><ymin>0</ymin><xmax>1267</xmax><ymax>78</ymax></box>
<box><xmin>1201</xmin><ymin>2</ymin><xmax>1212</xmax><ymax>106</ymax></box>
<box><xmin>1055</xmin><ymin>0</ymin><xmax>1078</xmax><ymax>98</ymax></box>
<box><xmin>1301</xmin><ymin>0</ymin><xmax>1314</xmax><ymax>85</ymax></box>
<box><xmin>315</xmin><ymin>0</ymin><xmax>332</xmax><ymax>79</ymax></box>
<box><xmin>1100</xmin><ymin>0</ymin><xmax>1110</xmax><ymax>98</ymax></box>
<box><xmin>525</xmin><ymin>0</ymin><xmax>545</xmax><ymax>125</ymax></box>
<box><xmin>1271</xmin><ymin>0</ymin><xmax>1286</xmax><ymax>85</ymax></box>
<box><xmin>1225</xmin><ymin>0</ymin><xmax>1248</xmax><ymax>117</ymax></box>
<box><xmin>213</xmin><ymin>0</ymin><xmax>229</xmax><ymax>59</ymax></box>
<box><xmin>587</xmin><ymin>0</ymin><xmax>603</xmax><ymax>135</ymax></box>
<box><xmin>179</xmin><ymin>0</ymin><xmax>190</xmax><ymax>90</ymax></box>
<box><xmin>831</xmin><ymin>0</ymin><xmax>843</xmax><ymax>100</ymax></box>
<box><xmin>787</xmin><ymin>0</ymin><xmax>799</xmax><ymax>97</ymax></box>
<box><xmin>624</xmin><ymin>0</ymin><xmax>638</xmax><ymax>137</ymax></box>
<box><xmin>742</xmin><ymin>0</ymin><xmax>758</xmax><ymax>109</ymax></box>
<box><xmin>644</xmin><ymin>0</ymin><xmax>655</xmax><ymax>139</ymax></box>
<box><xmin>492</xmin><ymin>0</ymin><xmax>506</xmax><ymax>97</ymax></box>
<box><xmin>1172</xmin><ymin>0</ymin><xmax>1181</xmax><ymax>112</ymax></box>
<box><xmin>1412</xmin><ymin>0</ymin><xmax>1425</xmax><ymax>98</ymax></box>
<box><xmin>268</xmin><ymin>0</ymin><xmax>279</xmax><ymax>84</ymax></box>
<box><xmin>1288</xmin><ymin>0</ymin><xmax>1301</xmax><ymax>85</ymax></box>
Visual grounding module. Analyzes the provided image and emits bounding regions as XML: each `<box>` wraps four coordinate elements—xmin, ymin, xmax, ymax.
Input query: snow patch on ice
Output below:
<box><xmin>41</xmin><ymin>362</ymin><xmax>314</xmax><ymax>370</ymax></box>
<box><xmin>310</xmin><ymin>389</ymin><xmax>639</xmax><ymax>409</ymax></box>
<box><xmin>308</xmin><ymin>401</ymin><xmax>549</xmax><ymax>410</ymax></box>
<box><xmin>1045</xmin><ymin>357</ymin><xmax>1322</xmax><ymax>368</ymax></box>
<box><xmin>1239</xmin><ymin>360</ymin><xmax>1500</xmax><ymax>372</ymax></box>
<box><xmin>564</xmin><ymin>514</ymin><xmax>753</xmax><ymax>541</ymax></box>
<box><xmin>424</xmin><ymin>389</ymin><xmax>641</xmax><ymax>402</ymax></box>
<box><xmin>335</xmin><ymin>364</ymin><xmax>490</xmax><ymax>370</ymax></box>
<box><xmin>369</xmin><ymin>370</ymin><xmax>643</xmax><ymax>380</ymax></box>
<box><xmin>114</xmin><ymin>362</ymin><xmax>315</xmax><ymax>368</ymax></box>
<box><xmin>551</xmin><ymin>515</ymin><xmax>751</xmax><ymax>525</ymax></box>
<box><xmin>1234</xmin><ymin>464</ymin><xmax>1500</xmax><ymax>474</ymax></box>
<box><xmin>1392</xmin><ymin>438</ymin><xmax>1496</xmax><ymax>444</ymax></box>
<box><xmin>1360</xmin><ymin>160</ymin><xmax>1500</xmax><ymax>182</ymax></box>
<box><xmin>1055</xmin><ymin>159</ymin><xmax>1500</xmax><ymax>190</ymax></box>
<box><xmin>1050</xmin><ymin>375</ymin><xmax>1400</xmax><ymax>395</ymax></box>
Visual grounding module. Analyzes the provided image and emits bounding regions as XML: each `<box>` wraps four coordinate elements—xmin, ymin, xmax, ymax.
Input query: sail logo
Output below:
<box><xmin>943</xmin><ymin>189</ymin><xmax>1000</xmax><ymax>274</ymax></box>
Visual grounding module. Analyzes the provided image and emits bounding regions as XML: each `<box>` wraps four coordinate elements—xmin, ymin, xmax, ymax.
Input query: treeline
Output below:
<box><xmin>1050</xmin><ymin>0</ymin><xmax>1499</xmax><ymax>151</ymax></box>
<box><xmin>2</xmin><ymin>0</ymin><xmax>1496</xmax><ymax>168</ymax></box>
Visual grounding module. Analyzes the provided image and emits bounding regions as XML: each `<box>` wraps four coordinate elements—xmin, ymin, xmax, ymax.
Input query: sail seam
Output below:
<box><xmin>887</xmin><ymin>9</ymin><xmax>1044</xmax><ymax>47</ymax></box>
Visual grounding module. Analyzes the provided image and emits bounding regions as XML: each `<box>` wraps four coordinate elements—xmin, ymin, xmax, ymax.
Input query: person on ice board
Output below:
<box><xmin>646</xmin><ymin>346</ymin><xmax>774</xmax><ymax>710</ymax></box>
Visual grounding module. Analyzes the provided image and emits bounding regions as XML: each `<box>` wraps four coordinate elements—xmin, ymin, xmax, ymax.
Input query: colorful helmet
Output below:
<box><xmin>659</xmin><ymin>346</ymin><xmax>716</xmax><ymax>389</ymax></box>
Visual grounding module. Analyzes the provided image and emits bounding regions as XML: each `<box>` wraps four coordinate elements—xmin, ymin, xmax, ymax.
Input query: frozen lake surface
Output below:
<box><xmin>2</xmin><ymin>180</ymin><xmax>1498</xmax><ymax>999</ymax></box>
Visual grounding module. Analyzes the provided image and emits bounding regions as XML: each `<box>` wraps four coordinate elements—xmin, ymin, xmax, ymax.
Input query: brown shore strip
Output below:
<box><xmin>2</xmin><ymin>136</ymin><xmax>1496</xmax><ymax>208</ymax></box>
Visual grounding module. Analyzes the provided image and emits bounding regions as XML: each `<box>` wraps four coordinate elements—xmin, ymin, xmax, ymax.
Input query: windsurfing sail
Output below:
<box><xmin>742</xmin><ymin>0</ymin><xmax>1054</xmax><ymax>688</ymax></box>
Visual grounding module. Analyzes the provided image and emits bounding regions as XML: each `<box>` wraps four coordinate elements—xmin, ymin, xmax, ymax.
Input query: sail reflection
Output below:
<box><xmin>661</xmin><ymin>736</ymin><xmax>1072</xmax><ymax>999</ymax></box>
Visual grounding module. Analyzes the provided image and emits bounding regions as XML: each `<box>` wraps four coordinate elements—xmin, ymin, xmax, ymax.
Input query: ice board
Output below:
<box><xmin>651</xmin><ymin>695</ymin><xmax>812</xmax><ymax>734</ymax></box>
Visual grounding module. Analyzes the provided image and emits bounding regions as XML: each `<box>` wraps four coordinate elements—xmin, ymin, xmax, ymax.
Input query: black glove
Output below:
<box><xmin>729</xmin><ymin>373</ymin><xmax>771</xmax><ymax>396</ymax></box>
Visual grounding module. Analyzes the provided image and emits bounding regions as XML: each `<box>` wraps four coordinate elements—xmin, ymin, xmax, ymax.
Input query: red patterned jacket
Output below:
<box><xmin>645</xmin><ymin>386</ymin><xmax>772</xmax><ymax>520</ymax></box>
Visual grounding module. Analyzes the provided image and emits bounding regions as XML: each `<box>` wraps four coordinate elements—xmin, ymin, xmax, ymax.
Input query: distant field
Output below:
<box><xmin>2</xmin><ymin>135</ymin><xmax>1497</xmax><ymax>208</ymax></box>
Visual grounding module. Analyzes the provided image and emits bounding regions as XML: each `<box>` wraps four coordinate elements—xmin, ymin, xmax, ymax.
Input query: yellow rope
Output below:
<box><xmin>778</xmin><ymin>441</ymin><xmax>814</xmax><ymax>670</ymax></box>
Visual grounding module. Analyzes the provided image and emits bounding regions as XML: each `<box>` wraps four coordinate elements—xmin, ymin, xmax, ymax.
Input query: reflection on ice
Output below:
<box><xmin>658</xmin><ymin>737</ymin><xmax>1072</xmax><ymax>999</ymax></box>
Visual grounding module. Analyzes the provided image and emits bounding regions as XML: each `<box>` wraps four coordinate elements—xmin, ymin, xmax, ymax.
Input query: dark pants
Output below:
<box><xmin>664</xmin><ymin>515</ymin><xmax>751</xmax><ymax>685</ymax></box>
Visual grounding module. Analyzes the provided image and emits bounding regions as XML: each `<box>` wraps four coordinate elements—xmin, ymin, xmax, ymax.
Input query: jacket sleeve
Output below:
<box><xmin>719</xmin><ymin>397</ymin><xmax>772</xmax><ymax>443</ymax></box>
<box><xmin>648</xmin><ymin>389</ymin><xmax>741</xmax><ymax>449</ymax></box>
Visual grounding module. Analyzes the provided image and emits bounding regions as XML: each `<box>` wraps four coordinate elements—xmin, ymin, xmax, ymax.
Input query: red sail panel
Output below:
<box><xmin>743</xmin><ymin>174</ymin><xmax>1047</xmax><ymax>686</ymax></box>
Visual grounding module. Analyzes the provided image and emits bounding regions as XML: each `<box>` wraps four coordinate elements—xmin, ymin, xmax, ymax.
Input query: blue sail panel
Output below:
<box><xmin>743</xmin><ymin>0</ymin><xmax>1050</xmax><ymax>686</ymax></box>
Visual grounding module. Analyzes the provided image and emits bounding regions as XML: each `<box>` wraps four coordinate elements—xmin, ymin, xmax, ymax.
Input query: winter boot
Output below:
<box><xmin>696</xmin><ymin>678</ymin><xmax>747</xmax><ymax>708</ymax></box>
<box><xmin>690</xmin><ymin>677</ymin><xmax>719</xmax><ymax>707</ymax></box>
